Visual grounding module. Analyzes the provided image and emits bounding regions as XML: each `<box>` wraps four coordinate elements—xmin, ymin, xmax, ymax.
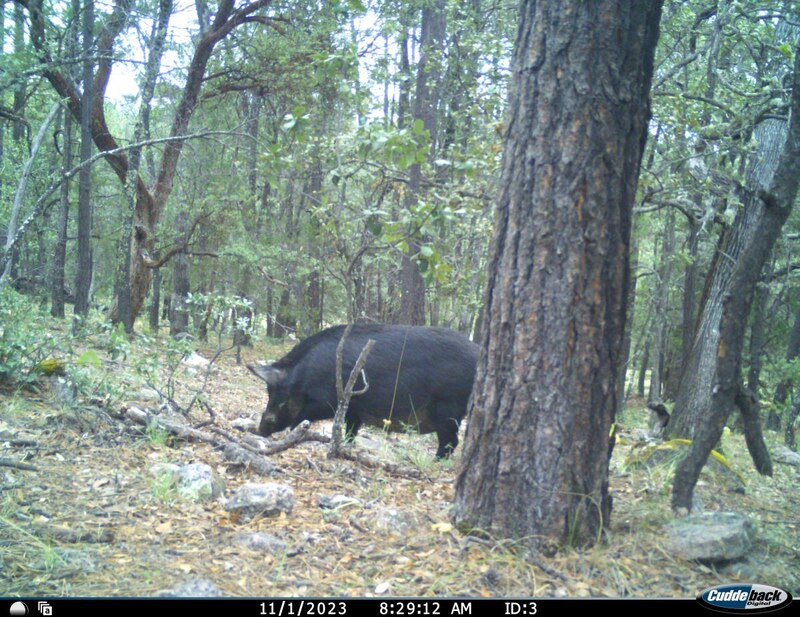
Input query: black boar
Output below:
<box><xmin>248</xmin><ymin>324</ymin><xmax>478</xmax><ymax>458</ymax></box>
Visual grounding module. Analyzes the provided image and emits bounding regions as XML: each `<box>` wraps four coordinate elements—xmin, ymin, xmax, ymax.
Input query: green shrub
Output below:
<box><xmin>0</xmin><ymin>289</ymin><xmax>62</xmax><ymax>388</ymax></box>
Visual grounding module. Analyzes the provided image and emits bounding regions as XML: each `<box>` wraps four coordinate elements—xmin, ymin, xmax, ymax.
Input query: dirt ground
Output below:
<box><xmin>1</xmin><ymin>339</ymin><xmax>798</xmax><ymax>598</ymax></box>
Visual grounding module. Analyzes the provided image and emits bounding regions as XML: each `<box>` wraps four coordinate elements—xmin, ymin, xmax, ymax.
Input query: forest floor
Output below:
<box><xmin>0</xmin><ymin>328</ymin><xmax>798</xmax><ymax>598</ymax></box>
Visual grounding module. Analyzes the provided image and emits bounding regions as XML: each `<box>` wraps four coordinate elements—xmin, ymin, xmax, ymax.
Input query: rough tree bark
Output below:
<box><xmin>453</xmin><ymin>1</ymin><xmax>662</xmax><ymax>550</ymax></box>
<box><xmin>672</xmin><ymin>45</ymin><xmax>800</xmax><ymax>512</ymax></box>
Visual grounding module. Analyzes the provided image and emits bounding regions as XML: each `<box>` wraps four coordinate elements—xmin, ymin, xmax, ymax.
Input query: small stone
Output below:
<box><xmin>176</xmin><ymin>463</ymin><xmax>225</xmax><ymax>501</ymax></box>
<box><xmin>318</xmin><ymin>494</ymin><xmax>362</xmax><ymax>509</ymax></box>
<box><xmin>156</xmin><ymin>578</ymin><xmax>224</xmax><ymax>597</ymax></box>
<box><xmin>236</xmin><ymin>532</ymin><xmax>287</xmax><ymax>553</ymax></box>
<box><xmin>225</xmin><ymin>483</ymin><xmax>294</xmax><ymax>520</ymax></box>
<box><xmin>666</xmin><ymin>511</ymin><xmax>755</xmax><ymax>563</ymax></box>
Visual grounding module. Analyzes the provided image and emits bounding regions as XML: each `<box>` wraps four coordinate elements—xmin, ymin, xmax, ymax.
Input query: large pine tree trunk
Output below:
<box><xmin>453</xmin><ymin>1</ymin><xmax>662</xmax><ymax>550</ymax></box>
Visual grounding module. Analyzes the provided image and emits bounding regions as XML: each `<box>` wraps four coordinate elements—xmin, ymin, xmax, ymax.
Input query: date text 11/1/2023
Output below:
<box><xmin>259</xmin><ymin>600</ymin><xmax>536</xmax><ymax>616</ymax></box>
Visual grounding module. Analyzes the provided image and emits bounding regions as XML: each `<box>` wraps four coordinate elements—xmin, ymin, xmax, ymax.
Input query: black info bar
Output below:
<box><xmin>2</xmin><ymin>598</ymin><xmax>746</xmax><ymax>617</ymax></box>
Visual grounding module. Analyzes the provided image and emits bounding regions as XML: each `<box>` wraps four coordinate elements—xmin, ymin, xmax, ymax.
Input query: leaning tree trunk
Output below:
<box><xmin>672</xmin><ymin>46</ymin><xmax>800</xmax><ymax>512</ymax></box>
<box><xmin>668</xmin><ymin>118</ymin><xmax>788</xmax><ymax>439</ymax></box>
<box><xmin>453</xmin><ymin>1</ymin><xmax>662</xmax><ymax>551</ymax></box>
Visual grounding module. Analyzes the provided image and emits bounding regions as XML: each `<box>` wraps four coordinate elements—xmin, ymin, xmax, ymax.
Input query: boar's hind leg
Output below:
<box><xmin>432</xmin><ymin>408</ymin><xmax>461</xmax><ymax>459</ymax></box>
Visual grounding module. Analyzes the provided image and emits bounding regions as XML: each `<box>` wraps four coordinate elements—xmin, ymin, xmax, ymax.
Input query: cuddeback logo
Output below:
<box><xmin>698</xmin><ymin>584</ymin><xmax>793</xmax><ymax>613</ymax></box>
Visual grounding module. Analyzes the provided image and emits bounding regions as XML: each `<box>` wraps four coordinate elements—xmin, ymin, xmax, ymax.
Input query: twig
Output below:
<box><xmin>330</xmin><ymin>325</ymin><xmax>375</xmax><ymax>457</ymax></box>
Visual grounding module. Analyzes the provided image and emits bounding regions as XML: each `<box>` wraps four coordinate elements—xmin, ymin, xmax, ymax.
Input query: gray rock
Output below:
<box><xmin>719</xmin><ymin>560</ymin><xmax>758</xmax><ymax>580</ymax></box>
<box><xmin>176</xmin><ymin>463</ymin><xmax>225</xmax><ymax>502</ymax></box>
<box><xmin>318</xmin><ymin>494</ymin><xmax>362</xmax><ymax>509</ymax></box>
<box><xmin>156</xmin><ymin>577</ymin><xmax>224</xmax><ymax>597</ymax></box>
<box><xmin>182</xmin><ymin>352</ymin><xmax>211</xmax><ymax>368</ymax></box>
<box><xmin>375</xmin><ymin>507</ymin><xmax>418</xmax><ymax>535</ymax></box>
<box><xmin>232</xmin><ymin>418</ymin><xmax>257</xmax><ymax>432</ymax></box>
<box><xmin>149</xmin><ymin>463</ymin><xmax>180</xmax><ymax>483</ymax></box>
<box><xmin>137</xmin><ymin>387</ymin><xmax>162</xmax><ymax>402</ymax></box>
<box><xmin>225</xmin><ymin>483</ymin><xmax>294</xmax><ymax>520</ymax></box>
<box><xmin>52</xmin><ymin>548</ymin><xmax>97</xmax><ymax>573</ymax></box>
<box><xmin>235</xmin><ymin>532</ymin><xmax>287</xmax><ymax>552</ymax></box>
<box><xmin>773</xmin><ymin>445</ymin><xmax>800</xmax><ymax>467</ymax></box>
<box><xmin>666</xmin><ymin>511</ymin><xmax>755</xmax><ymax>563</ymax></box>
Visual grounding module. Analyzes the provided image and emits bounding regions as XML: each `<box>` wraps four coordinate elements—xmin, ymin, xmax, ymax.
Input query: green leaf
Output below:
<box><xmin>77</xmin><ymin>350</ymin><xmax>102</xmax><ymax>368</ymax></box>
<box><xmin>345</xmin><ymin>0</ymin><xmax>366</xmax><ymax>11</ymax></box>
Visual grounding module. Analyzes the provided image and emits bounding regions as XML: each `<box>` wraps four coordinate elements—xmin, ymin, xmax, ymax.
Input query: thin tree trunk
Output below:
<box><xmin>51</xmin><ymin>106</ymin><xmax>71</xmax><ymax>317</ymax></box>
<box><xmin>1</xmin><ymin>103</ymin><xmax>60</xmax><ymax>286</ymax></box>
<box><xmin>676</xmin><ymin>215</ymin><xmax>701</xmax><ymax>393</ymax></box>
<box><xmin>648</xmin><ymin>210</ymin><xmax>675</xmax><ymax>403</ymax></box>
<box><xmin>73</xmin><ymin>0</ymin><xmax>95</xmax><ymax>318</ymax></box>
<box><xmin>774</xmin><ymin>296</ymin><xmax>800</xmax><ymax>431</ymax></box>
<box><xmin>638</xmin><ymin>336</ymin><xmax>651</xmax><ymax>398</ymax></box>
<box><xmin>399</xmin><ymin>0</ymin><xmax>446</xmax><ymax>326</ymax></box>
<box><xmin>113</xmin><ymin>0</ymin><xmax>172</xmax><ymax>333</ymax></box>
<box><xmin>169</xmin><ymin>212</ymin><xmax>190</xmax><ymax>336</ymax></box>
<box><xmin>149</xmin><ymin>249</ymin><xmax>162</xmax><ymax>333</ymax></box>
<box><xmin>13</xmin><ymin>3</ymin><xmax>26</xmax><ymax>145</ymax></box>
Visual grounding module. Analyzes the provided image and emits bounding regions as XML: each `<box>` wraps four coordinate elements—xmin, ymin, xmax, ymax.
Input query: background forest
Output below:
<box><xmin>1</xmin><ymin>0</ymin><xmax>800</xmax><ymax>599</ymax></box>
<box><xmin>1</xmin><ymin>0</ymin><xmax>798</xmax><ymax>435</ymax></box>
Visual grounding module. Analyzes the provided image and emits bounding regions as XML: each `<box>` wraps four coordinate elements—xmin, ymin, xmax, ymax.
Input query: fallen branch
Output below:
<box><xmin>0</xmin><ymin>458</ymin><xmax>39</xmax><ymax>472</ymax></box>
<box><xmin>126</xmin><ymin>406</ymin><xmax>274</xmax><ymax>475</ymax></box>
<box><xmin>333</xmin><ymin>445</ymin><xmax>427</xmax><ymax>480</ymax></box>
<box><xmin>125</xmin><ymin>407</ymin><xmax>329</xmax><ymax>475</ymax></box>
<box><xmin>34</xmin><ymin>524</ymin><xmax>114</xmax><ymax>544</ymax></box>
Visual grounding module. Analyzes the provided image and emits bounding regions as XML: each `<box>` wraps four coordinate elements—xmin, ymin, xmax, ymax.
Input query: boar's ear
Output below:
<box><xmin>247</xmin><ymin>364</ymin><xmax>287</xmax><ymax>387</ymax></box>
